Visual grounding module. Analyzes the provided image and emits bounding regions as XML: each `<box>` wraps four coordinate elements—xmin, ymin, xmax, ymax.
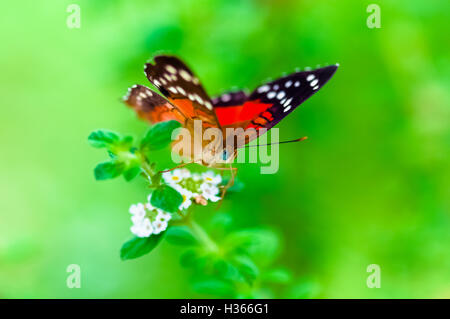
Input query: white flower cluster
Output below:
<box><xmin>162</xmin><ymin>169</ymin><xmax>222</xmax><ymax>210</ymax></box>
<box><xmin>129</xmin><ymin>201</ymin><xmax>171</xmax><ymax>238</ymax></box>
<box><xmin>128</xmin><ymin>169</ymin><xmax>223</xmax><ymax>238</ymax></box>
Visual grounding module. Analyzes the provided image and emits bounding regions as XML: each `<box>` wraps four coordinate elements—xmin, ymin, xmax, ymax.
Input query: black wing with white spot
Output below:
<box><xmin>144</xmin><ymin>55</ymin><xmax>219</xmax><ymax>126</ymax></box>
<box><xmin>246</xmin><ymin>64</ymin><xmax>339</xmax><ymax>131</ymax></box>
<box><xmin>212</xmin><ymin>90</ymin><xmax>248</xmax><ymax>107</ymax></box>
<box><xmin>123</xmin><ymin>84</ymin><xmax>185</xmax><ymax>124</ymax></box>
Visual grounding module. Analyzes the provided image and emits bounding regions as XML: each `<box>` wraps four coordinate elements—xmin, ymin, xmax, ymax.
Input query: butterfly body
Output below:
<box><xmin>175</xmin><ymin>118</ymin><xmax>237</xmax><ymax>167</ymax></box>
<box><xmin>124</xmin><ymin>55</ymin><xmax>338</xmax><ymax>168</ymax></box>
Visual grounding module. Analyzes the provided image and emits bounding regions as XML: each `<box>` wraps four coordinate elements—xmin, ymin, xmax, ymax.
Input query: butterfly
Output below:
<box><xmin>123</xmin><ymin>55</ymin><xmax>338</xmax><ymax>181</ymax></box>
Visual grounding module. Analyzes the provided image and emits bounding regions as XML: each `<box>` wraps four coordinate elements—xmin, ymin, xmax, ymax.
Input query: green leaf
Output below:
<box><xmin>224</xmin><ymin>228</ymin><xmax>280</xmax><ymax>266</ymax></box>
<box><xmin>140</xmin><ymin>120</ymin><xmax>181</xmax><ymax>151</ymax></box>
<box><xmin>213</xmin><ymin>259</ymin><xmax>241</xmax><ymax>282</ymax></box>
<box><xmin>94</xmin><ymin>161</ymin><xmax>125</xmax><ymax>180</ymax></box>
<box><xmin>107</xmin><ymin>150</ymin><xmax>117</xmax><ymax>159</ymax></box>
<box><xmin>88</xmin><ymin>130</ymin><xmax>120</xmax><ymax>148</ymax></box>
<box><xmin>180</xmin><ymin>250</ymin><xmax>216</xmax><ymax>271</ymax></box>
<box><xmin>209</xmin><ymin>213</ymin><xmax>233</xmax><ymax>230</ymax></box>
<box><xmin>286</xmin><ymin>279</ymin><xmax>321</xmax><ymax>299</ymax></box>
<box><xmin>123</xmin><ymin>165</ymin><xmax>141</xmax><ymax>181</ymax></box>
<box><xmin>119</xmin><ymin>135</ymin><xmax>134</xmax><ymax>147</ymax></box>
<box><xmin>192</xmin><ymin>279</ymin><xmax>234</xmax><ymax>297</ymax></box>
<box><xmin>262</xmin><ymin>268</ymin><xmax>292</xmax><ymax>284</ymax></box>
<box><xmin>180</xmin><ymin>248</ymin><xmax>203</xmax><ymax>268</ymax></box>
<box><xmin>150</xmin><ymin>184</ymin><xmax>183</xmax><ymax>213</ymax></box>
<box><xmin>120</xmin><ymin>234</ymin><xmax>164</xmax><ymax>261</ymax></box>
<box><xmin>165</xmin><ymin>226</ymin><xmax>198</xmax><ymax>246</ymax></box>
<box><xmin>232</xmin><ymin>255</ymin><xmax>259</xmax><ymax>285</ymax></box>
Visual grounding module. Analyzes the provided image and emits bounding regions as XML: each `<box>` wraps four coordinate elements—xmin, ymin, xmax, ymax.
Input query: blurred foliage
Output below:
<box><xmin>0</xmin><ymin>0</ymin><xmax>449</xmax><ymax>298</ymax></box>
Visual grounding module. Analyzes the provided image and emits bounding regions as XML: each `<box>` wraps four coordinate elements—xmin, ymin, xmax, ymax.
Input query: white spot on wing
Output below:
<box><xmin>307</xmin><ymin>74</ymin><xmax>315</xmax><ymax>81</ymax></box>
<box><xmin>284</xmin><ymin>98</ymin><xmax>293</xmax><ymax>107</ymax></box>
<box><xmin>257</xmin><ymin>85</ymin><xmax>270</xmax><ymax>93</ymax></box>
<box><xmin>267</xmin><ymin>91</ymin><xmax>276</xmax><ymax>99</ymax></box>
<box><xmin>180</xmin><ymin>70</ymin><xmax>192</xmax><ymax>81</ymax></box>
<box><xmin>276</xmin><ymin>91</ymin><xmax>286</xmax><ymax>99</ymax></box>
<box><xmin>205</xmin><ymin>101</ymin><xmax>213</xmax><ymax>110</ymax></box>
<box><xmin>165</xmin><ymin>65</ymin><xmax>177</xmax><ymax>74</ymax></box>
<box><xmin>221</xmin><ymin>94</ymin><xmax>231</xmax><ymax>102</ymax></box>
<box><xmin>176</xmin><ymin>86</ymin><xmax>186</xmax><ymax>95</ymax></box>
<box><xmin>194</xmin><ymin>94</ymin><xmax>203</xmax><ymax>104</ymax></box>
<box><xmin>168</xmin><ymin>87</ymin><xmax>178</xmax><ymax>94</ymax></box>
<box><xmin>285</xmin><ymin>81</ymin><xmax>292</xmax><ymax>88</ymax></box>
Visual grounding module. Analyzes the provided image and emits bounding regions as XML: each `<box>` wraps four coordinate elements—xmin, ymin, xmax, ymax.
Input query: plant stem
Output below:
<box><xmin>140</xmin><ymin>158</ymin><xmax>154</xmax><ymax>181</ymax></box>
<box><xmin>187</xmin><ymin>219</ymin><xmax>219</xmax><ymax>253</ymax></box>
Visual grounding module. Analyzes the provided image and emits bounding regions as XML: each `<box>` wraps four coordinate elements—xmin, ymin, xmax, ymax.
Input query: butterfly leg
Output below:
<box><xmin>159</xmin><ymin>162</ymin><xmax>193</xmax><ymax>174</ymax></box>
<box><xmin>215</xmin><ymin>164</ymin><xmax>238</xmax><ymax>202</ymax></box>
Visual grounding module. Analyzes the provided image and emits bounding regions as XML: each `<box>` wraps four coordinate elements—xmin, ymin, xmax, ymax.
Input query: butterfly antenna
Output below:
<box><xmin>242</xmin><ymin>136</ymin><xmax>308</xmax><ymax>148</ymax></box>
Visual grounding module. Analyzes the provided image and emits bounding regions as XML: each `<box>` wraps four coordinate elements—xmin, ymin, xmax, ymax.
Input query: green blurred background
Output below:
<box><xmin>0</xmin><ymin>0</ymin><xmax>449</xmax><ymax>298</ymax></box>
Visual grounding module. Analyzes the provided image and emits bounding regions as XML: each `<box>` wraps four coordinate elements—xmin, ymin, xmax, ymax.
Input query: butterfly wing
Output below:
<box><xmin>221</xmin><ymin>64</ymin><xmax>339</xmax><ymax>148</ymax></box>
<box><xmin>212</xmin><ymin>90</ymin><xmax>248</xmax><ymax>126</ymax></box>
<box><xmin>144</xmin><ymin>55</ymin><xmax>219</xmax><ymax>128</ymax></box>
<box><xmin>123</xmin><ymin>84</ymin><xmax>185</xmax><ymax>124</ymax></box>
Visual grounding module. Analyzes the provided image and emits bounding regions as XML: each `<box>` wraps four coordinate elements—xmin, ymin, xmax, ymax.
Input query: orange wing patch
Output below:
<box><xmin>123</xmin><ymin>84</ymin><xmax>185</xmax><ymax>124</ymax></box>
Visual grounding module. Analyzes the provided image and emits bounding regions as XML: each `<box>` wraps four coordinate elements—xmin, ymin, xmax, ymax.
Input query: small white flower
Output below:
<box><xmin>173</xmin><ymin>184</ymin><xmax>193</xmax><ymax>210</ymax></box>
<box><xmin>200</xmin><ymin>183</ymin><xmax>221</xmax><ymax>202</ymax></box>
<box><xmin>129</xmin><ymin>203</ymin><xmax>145</xmax><ymax>216</ymax></box>
<box><xmin>145</xmin><ymin>202</ymin><xmax>155</xmax><ymax>211</ymax></box>
<box><xmin>152</xmin><ymin>220</ymin><xmax>168</xmax><ymax>234</ymax></box>
<box><xmin>131</xmin><ymin>217</ymin><xmax>153</xmax><ymax>237</ymax></box>
<box><xmin>155</xmin><ymin>211</ymin><xmax>172</xmax><ymax>223</ymax></box>
<box><xmin>180</xmin><ymin>195</ymin><xmax>192</xmax><ymax>210</ymax></box>
<box><xmin>202</xmin><ymin>171</ymin><xmax>222</xmax><ymax>185</ymax></box>
<box><xmin>162</xmin><ymin>171</ymin><xmax>180</xmax><ymax>184</ymax></box>
<box><xmin>130</xmin><ymin>224</ymin><xmax>141</xmax><ymax>236</ymax></box>
<box><xmin>176</xmin><ymin>168</ymin><xmax>191</xmax><ymax>178</ymax></box>
<box><xmin>131</xmin><ymin>213</ymin><xmax>144</xmax><ymax>224</ymax></box>
<box><xmin>129</xmin><ymin>203</ymin><xmax>146</xmax><ymax>224</ymax></box>
<box><xmin>162</xmin><ymin>168</ymin><xmax>191</xmax><ymax>184</ymax></box>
